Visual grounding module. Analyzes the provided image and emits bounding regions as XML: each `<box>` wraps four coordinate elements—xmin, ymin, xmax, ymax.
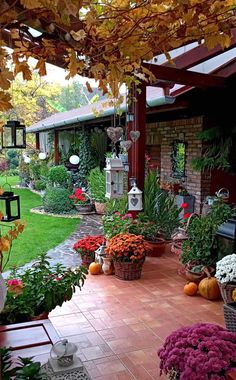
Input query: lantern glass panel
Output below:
<box><xmin>2</xmin><ymin>126</ymin><xmax>14</xmax><ymax>148</ymax></box>
<box><xmin>0</xmin><ymin>199</ymin><xmax>7</xmax><ymax>220</ymax></box>
<box><xmin>106</xmin><ymin>171</ymin><xmax>111</xmax><ymax>195</ymax></box>
<box><xmin>16</xmin><ymin>128</ymin><xmax>24</xmax><ymax>146</ymax></box>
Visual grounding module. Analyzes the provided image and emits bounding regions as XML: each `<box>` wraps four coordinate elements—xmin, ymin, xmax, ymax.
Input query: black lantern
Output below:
<box><xmin>2</xmin><ymin>120</ymin><xmax>26</xmax><ymax>149</ymax></box>
<box><xmin>216</xmin><ymin>213</ymin><xmax>236</xmax><ymax>261</ymax></box>
<box><xmin>0</xmin><ymin>191</ymin><xmax>20</xmax><ymax>222</ymax></box>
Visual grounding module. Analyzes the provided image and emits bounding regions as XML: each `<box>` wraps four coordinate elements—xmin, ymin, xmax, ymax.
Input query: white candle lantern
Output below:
<box><xmin>105</xmin><ymin>157</ymin><xmax>124</xmax><ymax>199</ymax></box>
<box><xmin>128</xmin><ymin>182</ymin><xmax>143</xmax><ymax>211</ymax></box>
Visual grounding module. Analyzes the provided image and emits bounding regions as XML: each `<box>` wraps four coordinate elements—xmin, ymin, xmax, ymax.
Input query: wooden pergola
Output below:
<box><xmin>1</xmin><ymin>1</ymin><xmax>236</xmax><ymax>189</ymax></box>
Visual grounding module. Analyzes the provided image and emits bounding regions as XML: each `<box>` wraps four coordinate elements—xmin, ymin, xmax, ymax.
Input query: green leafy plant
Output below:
<box><xmin>87</xmin><ymin>167</ymin><xmax>106</xmax><ymax>203</ymax></box>
<box><xmin>105</xmin><ymin>195</ymin><xmax>128</xmax><ymax>216</ymax></box>
<box><xmin>0</xmin><ymin>347</ymin><xmax>47</xmax><ymax>380</ymax></box>
<box><xmin>0</xmin><ymin>253</ymin><xmax>87</xmax><ymax>324</ymax></box>
<box><xmin>34</xmin><ymin>179</ymin><xmax>46</xmax><ymax>191</ymax></box>
<box><xmin>91</xmin><ymin>127</ymin><xmax>108</xmax><ymax>168</ymax></box>
<box><xmin>143</xmin><ymin>170</ymin><xmax>159</xmax><ymax>221</ymax></box>
<box><xmin>43</xmin><ymin>187</ymin><xmax>74</xmax><ymax>214</ymax></box>
<box><xmin>181</xmin><ymin>201</ymin><xmax>232</xmax><ymax>266</ymax></box>
<box><xmin>6</xmin><ymin>149</ymin><xmax>19</xmax><ymax>170</ymax></box>
<box><xmin>102</xmin><ymin>212</ymin><xmax>133</xmax><ymax>239</ymax></box>
<box><xmin>154</xmin><ymin>191</ymin><xmax>181</xmax><ymax>240</ymax></box>
<box><xmin>77</xmin><ymin>128</ymin><xmax>96</xmax><ymax>187</ymax></box>
<box><xmin>48</xmin><ymin>165</ymin><xmax>72</xmax><ymax>188</ymax></box>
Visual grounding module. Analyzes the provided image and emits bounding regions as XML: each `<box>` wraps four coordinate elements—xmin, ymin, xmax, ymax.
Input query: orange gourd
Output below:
<box><xmin>198</xmin><ymin>276</ymin><xmax>220</xmax><ymax>300</ymax></box>
<box><xmin>183</xmin><ymin>282</ymin><xmax>198</xmax><ymax>296</ymax></box>
<box><xmin>89</xmin><ymin>262</ymin><xmax>101</xmax><ymax>275</ymax></box>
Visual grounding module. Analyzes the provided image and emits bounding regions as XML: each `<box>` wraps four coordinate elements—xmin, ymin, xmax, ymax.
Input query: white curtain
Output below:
<box><xmin>59</xmin><ymin>131</ymin><xmax>74</xmax><ymax>155</ymax></box>
<box><xmin>39</xmin><ymin>132</ymin><xmax>51</xmax><ymax>153</ymax></box>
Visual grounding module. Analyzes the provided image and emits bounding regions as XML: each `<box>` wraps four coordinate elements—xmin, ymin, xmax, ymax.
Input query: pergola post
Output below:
<box><xmin>35</xmin><ymin>132</ymin><xmax>40</xmax><ymax>150</ymax></box>
<box><xmin>54</xmin><ymin>130</ymin><xmax>59</xmax><ymax>164</ymax></box>
<box><xmin>128</xmin><ymin>82</ymin><xmax>146</xmax><ymax>190</ymax></box>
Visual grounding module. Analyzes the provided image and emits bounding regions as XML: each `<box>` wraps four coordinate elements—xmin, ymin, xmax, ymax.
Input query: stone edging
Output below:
<box><xmin>30</xmin><ymin>206</ymin><xmax>83</xmax><ymax>219</ymax></box>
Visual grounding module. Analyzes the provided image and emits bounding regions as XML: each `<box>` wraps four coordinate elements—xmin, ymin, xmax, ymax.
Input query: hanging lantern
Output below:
<box><xmin>38</xmin><ymin>152</ymin><xmax>47</xmax><ymax>160</ymax></box>
<box><xmin>2</xmin><ymin>120</ymin><xmax>26</xmax><ymax>149</ymax></box>
<box><xmin>128</xmin><ymin>181</ymin><xmax>143</xmax><ymax>211</ymax></box>
<box><xmin>105</xmin><ymin>157</ymin><xmax>124</xmax><ymax>199</ymax></box>
<box><xmin>69</xmin><ymin>155</ymin><xmax>80</xmax><ymax>165</ymax></box>
<box><xmin>0</xmin><ymin>190</ymin><xmax>20</xmax><ymax>222</ymax></box>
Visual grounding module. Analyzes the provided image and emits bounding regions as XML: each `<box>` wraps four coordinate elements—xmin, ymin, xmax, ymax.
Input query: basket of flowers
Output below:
<box><xmin>73</xmin><ymin>235</ymin><xmax>104</xmax><ymax>267</ymax></box>
<box><xmin>69</xmin><ymin>188</ymin><xmax>94</xmax><ymax>214</ymax></box>
<box><xmin>158</xmin><ymin>322</ymin><xmax>236</xmax><ymax>380</ymax></box>
<box><xmin>105</xmin><ymin>233</ymin><xmax>151</xmax><ymax>280</ymax></box>
<box><xmin>215</xmin><ymin>254</ymin><xmax>236</xmax><ymax>303</ymax></box>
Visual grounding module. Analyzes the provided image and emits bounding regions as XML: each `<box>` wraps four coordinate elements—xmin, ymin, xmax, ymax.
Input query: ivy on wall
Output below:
<box><xmin>77</xmin><ymin>127</ymin><xmax>96</xmax><ymax>187</ymax></box>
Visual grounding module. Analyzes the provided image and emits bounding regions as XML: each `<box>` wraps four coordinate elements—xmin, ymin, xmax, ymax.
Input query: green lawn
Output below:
<box><xmin>1</xmin><ymin>178</ymin><xmax>79</xmax><ymax>270</ymax></box>
<box><xmin>0</xmin><ymin>175</ymin><xmax>20</xmax><ymax>187</ymax></box>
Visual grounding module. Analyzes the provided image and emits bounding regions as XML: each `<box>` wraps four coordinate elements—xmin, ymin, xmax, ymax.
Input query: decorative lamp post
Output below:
<box><xmin>128</xmin><ymin>179</ymin><xmax>143</xmax><ymax>213</ymax></box>
<box><xmin>0</xmin><ymin>190</ymin><xmax>20</xmax><ymax>222</ymax></box>
<box><xmin>105</xmin><ymin>156</ymin><xmax>124</xmax><ymax>199</ymax></box>
<box><xmin>2</xmin><ymin>120</ymin><xmax>26</xmax><ymax>149</ymax></box>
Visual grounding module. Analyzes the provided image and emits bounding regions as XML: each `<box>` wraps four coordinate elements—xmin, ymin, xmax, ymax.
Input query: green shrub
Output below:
<box><xmin>48</xmin><ymin>165</ymin><xmax>71</xmax><ymax>188</ymax></box>
<box><xmin>43</xmin><ymin>187</ymin><xmax>74</xmax><ymax>214</ymax></box>
<box><xmin>34</xmin><ymin>179</ymin><xmax>46</xmax><ymax>191</ymax></box>
<box><xmin>29</xmin><ymin>161</ymin><xmax>41</xmax><ymax>180</ymax></box>
<box><xmin>105</xmin><ymin>195</ymin><xmax>128</xmax><ymax>215</ymax></box>
<box><xmin>87</xmin><ymin>167</ymin><xmax>106</xmax><ymax>203</ymax></box>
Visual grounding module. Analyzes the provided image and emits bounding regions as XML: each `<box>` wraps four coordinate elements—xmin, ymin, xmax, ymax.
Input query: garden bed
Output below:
<box><xmin>30</xmin><ymin>206</ymin><xmax>85</xmax><ymax>218</ymax></box>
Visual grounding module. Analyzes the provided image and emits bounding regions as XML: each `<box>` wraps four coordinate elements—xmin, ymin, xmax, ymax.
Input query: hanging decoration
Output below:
<box><xmin>2</xmin><ymin>120</ymin><xmax>26</xmax><ymax>149</ymax></box>
<box><xmin>128</xmin><ymin>179</ymin><xmax>143</xmax><ymax>211</ymax></box>
<box><xmin>69</xmin><ymin>155</ymin><xmax>80</xmax><ymax>165</ymax></box>
<box><xmin>105</xmin><ymin>155</ymin><xmax>124</xmax><ymax>199</ymax></box>
<box><xmin>0</xmin><ymin>187</ymin><xmax>21</xmax><ymax>222</ymax></box>
<box><xmin>120</xmin><ymin>140</ymin><xmax>132</xmax><ymax>151</ymax></box>
<box><xmin>38</xmin><ymin>152</ymin><xmax>47</xmax><ymax>160</ymax></box>
<box><xmin>130</xmin><ymin>130</ymin><xmax>140</xmax><ymax>142</ymax></box>
<box><xmin>106</xmin><ymin>127</ymin><xmax>123</xmax><ymax>143</ymax></box>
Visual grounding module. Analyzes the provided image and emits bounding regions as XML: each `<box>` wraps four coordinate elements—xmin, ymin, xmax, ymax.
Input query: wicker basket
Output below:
<box><xmin>224</xmin><ymin>303</ymin><xmax>236</xmax><ymax>332</ymax></box>
<box><xmin>218</xmin><ymin>281</ymin><xmax>236</xmax><ymax>303</ymax></box>
<box><xmin>114</xmin><ymin>259</ymin><xmax>144</xmax><ymax>281</ymax></box>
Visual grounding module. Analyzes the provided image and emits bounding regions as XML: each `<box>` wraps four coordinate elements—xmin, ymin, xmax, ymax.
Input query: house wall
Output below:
<box><xmin>146</xmin><ymin>116</ymin><xmax>211</xmax><ymax>213</ymax></box>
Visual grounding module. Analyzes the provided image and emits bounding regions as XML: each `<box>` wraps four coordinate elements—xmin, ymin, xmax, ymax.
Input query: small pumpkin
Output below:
<box><xmin>89</xmin><ymin>262</ymin><xmax>101</xmax><ymax>275</ymax></box>
<box><xmin>198</xmin><ymin>276</ymin><xmax>220</xmax><ymax>300</ymax></box>
<box><xmin>184</xmin><ymin>282</ymin><xmax>198</xmax><ymax>296</ymax></box>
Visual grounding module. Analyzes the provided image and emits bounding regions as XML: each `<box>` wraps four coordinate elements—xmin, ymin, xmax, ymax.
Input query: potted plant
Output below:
<box><xmin>69</xmin><ymin>188</ymin><xmax>94</xmax><ymax>214</ymax></box>
<box><xmin>73</xmin><ymin>235</ymin><xmax>104</xmax><ymax>267</ymax></box>
<box><xmin>87</xmin><ymin>167</ymin><xmax>106</xmax><ymax>214</ymax></box>
<box><xmin>158</xmin><ymin>322</ymin><xmax>236</xmax><ymax>380</ymax></box>
<box><xmin>105</xmin><ymin>233</ymin><xmax>151</xmax><ymax>280</ymax></box>
<box><xmin>180</xmin><ymin>201</ymin><xmax>232</xmax><ymax>281</ymax></box>
<box><xmin>0</xmin><ymin>253</ymin><xmax>87</xmax><ymax>324</ymax></box>
<box><xmin>102</xmin><ymin>212</ymin><xmax>133</xmax><ymax>239</ymax></box>
<box><xmin>215</xmin><ymin>254</ymin><xmax>236</xmax><ymax>303</ymax></box>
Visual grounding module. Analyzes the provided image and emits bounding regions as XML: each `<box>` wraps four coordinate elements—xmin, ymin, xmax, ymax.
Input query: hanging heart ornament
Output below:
<box><xmin>130</xmin><ymin>130</ymin><xmax>140</xmax><ymax>142</ymax></box>
<box><xmin>120</xmin><ymin>140</ymin><xmax>132</xmax><ymax>151</ymax></box>
<box><xmin>107</xmin><ymin>127</ymin><xmax>123</xmax><ymax>143</ymax></box>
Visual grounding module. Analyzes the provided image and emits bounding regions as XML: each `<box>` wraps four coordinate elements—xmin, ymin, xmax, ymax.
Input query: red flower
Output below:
<box><xmin>181</xmin><ymin>202</ymin><xmax>188</xmax><ymax>209</ymax></box>
<box><xmin>183</xmin><ymin>212</ymin><xmax>191</xmax><ymax>219</ymax></box>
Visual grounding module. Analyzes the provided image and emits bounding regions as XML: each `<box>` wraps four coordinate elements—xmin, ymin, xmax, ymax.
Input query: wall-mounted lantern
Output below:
<box><xmin>128</xmin><ymin>179</ymin><xmax>143</xmax><ymax>211</ymax></box>
<box><xmin>2</xmin><ymin>120</ymin><xmax>26</xmax><ymax>149</ymax></box>
<box><xmin>105</xmin><ymin>157</ymin><xmax>124</xmax><ymax>199</ymax></box>
<box><xmin>0</xmin><ymin>190</ymin><xmax>20</xmax><ymax>222</ymax></box>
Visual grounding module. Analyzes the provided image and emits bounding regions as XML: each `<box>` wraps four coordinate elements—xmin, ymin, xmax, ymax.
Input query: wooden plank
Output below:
<box><xmin>143</xmin><ymin>63</ymin><xmax>226</xmax><ymax>88</ymax></box>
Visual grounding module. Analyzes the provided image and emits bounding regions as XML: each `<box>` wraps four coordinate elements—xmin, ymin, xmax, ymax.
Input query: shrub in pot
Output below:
<box><xmin>43</xmin><ymin>187</ymin><xmax>74</xmax><ymax>214</ymax></box>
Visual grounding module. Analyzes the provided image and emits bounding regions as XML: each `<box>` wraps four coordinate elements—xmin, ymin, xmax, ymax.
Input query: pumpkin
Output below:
<box><xmin>198</xmin><ymin>276</ymin><xmax>220</xmax><ymax>300</ymax></box>
<box><xmin>184</xmin><ymin>282</ymin><xmax>198</xmax><ymax>296</ymax></box>
<box><xmin>89</xmin><ymin>262</ymin><xmax>101</xmax><ymax>275</ymax></box>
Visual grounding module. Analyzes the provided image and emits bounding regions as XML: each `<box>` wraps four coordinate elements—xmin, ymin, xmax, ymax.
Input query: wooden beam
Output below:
<box><xmin>212</xmin><ymin>58</ymin><xmax>236</xmax><ymax>78</ymax></box>
<box><xmin>163</xmin><ymin>29</ymin><xmax>236</xmax><ymax>70</ymax></box>
<box><xmin>35</xmin><ymin>133</ymin><xmax>40</xmax><ymax>150</ymax></box>
<box><xmin>144</xmin><ymin>63</ymin><xmax>226</xmax><ymax>88</ymax></box>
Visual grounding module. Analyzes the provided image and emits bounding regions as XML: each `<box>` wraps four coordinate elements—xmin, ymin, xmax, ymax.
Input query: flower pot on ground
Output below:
<box><xmin>73</xmin><ymin>235</ymin><xmax>104</xmax><ymax>268</ymax></box>
<box><xmin>0</xmin><ymin>253</ymin><xmax>87</xmax><ymax>325</ymax></box>
<box><xmin>158</xmin><ymin>323</ymin><xmax>236</xmax><ymax>379</ymax></box>
<box><xmin>69</xmin><ymin>188</ymin><xmax>94</xmax><ymax>214</ymax></box>
<box><xmin>179</xmin><ymin>263</ymin><xmax>215</xmax><ymax>284</ymax></box>
<box><xmin>105</xmin><ymin>233</ymin><xmax>151</xmax><ymax>281</ymax></box>
<box><xmin>87</xmin><ymin>167</ymin><xmax>106</xmax><ymax>214</ymax></box>
<box><xmin>102</xmin><ymin>256</ymin><xmax>114</xmax><ymax>275</ymax></box>
<box><xmin>146</xmin><ymin>237</ymin><xmax>165</xmax><ymax>257</ymax></box>
<box><xmin>95</xmin><ymin>201</ymin><xmax>106</xmax><ymax>215</ymax></box>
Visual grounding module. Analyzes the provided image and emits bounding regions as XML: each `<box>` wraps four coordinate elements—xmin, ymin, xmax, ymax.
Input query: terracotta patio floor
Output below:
<box><xmin>47</xmin><ymin>251</ymin><xmax>224</xmax><ymax>380</ymax></box>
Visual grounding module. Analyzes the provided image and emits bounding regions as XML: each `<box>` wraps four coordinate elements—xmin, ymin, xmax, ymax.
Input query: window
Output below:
<box><xmin>171</xmin><ymin>140</ymin><xmax>187</xmax><ymax>178</ymax></box>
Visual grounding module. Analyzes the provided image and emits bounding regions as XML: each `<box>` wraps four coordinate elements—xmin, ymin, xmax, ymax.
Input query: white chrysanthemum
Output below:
<box><xmin>215</xmin><ymin>254</ymin><xmax>236</xmax><ymax>283</ymax></box>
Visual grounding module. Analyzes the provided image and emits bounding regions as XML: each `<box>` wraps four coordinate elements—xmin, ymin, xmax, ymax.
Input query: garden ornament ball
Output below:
<box><xmin>38</xmin><ymin>152</ymin><xmax>47</xmax><ymax>160</ymax></box>
<box><xmin>69</xmin><ymin>155</ymin><xmax>80</xmax><ymax>165</ymax></box>
<box><xmin>24</xmin><ymin>156</ymin><xmax>31</xmax><ymax>164</ymax></box>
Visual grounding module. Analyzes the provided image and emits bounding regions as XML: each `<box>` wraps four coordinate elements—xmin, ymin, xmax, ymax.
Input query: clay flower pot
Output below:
<box><xmin>145</xmin><ymin>237</ymin><xmax>165</xmax><ymax>257</ymax></box>
<box><xmin>95</xmin><ymin>201</ymin><xmax>106</xmax><ymax>215</ymax></box>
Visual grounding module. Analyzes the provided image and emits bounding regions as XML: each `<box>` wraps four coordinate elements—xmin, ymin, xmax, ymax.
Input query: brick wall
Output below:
<box><xmin>146</xmin><ymin>116</ymin><xmax>211</xmax><ymax>213</ymax></box>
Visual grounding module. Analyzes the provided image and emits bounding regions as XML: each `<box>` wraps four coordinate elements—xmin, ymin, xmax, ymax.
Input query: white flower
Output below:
<box><xmin>215</xmin><ymin>254</ymin><xmax>236</xmax><ymax>284</ymax></box>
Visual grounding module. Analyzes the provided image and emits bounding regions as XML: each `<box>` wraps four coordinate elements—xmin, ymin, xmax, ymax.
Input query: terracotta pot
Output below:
<box><xmin>164</xmin><ymin>241</ymin><xmax>172</xmax><ymax>255</ymax></box>
<box><xmin>178</xmin><ymin>264</ymin><xmax>215</xmax><ymax>284</ymax></box>
<box><xmin>145</xmin><ymin>238</ymin><xmax>165</xmax><ymax>257</ymax></box>
<box><xmin>95</xmin><ymin>201</ymin><xmax>106</xmax><ymax>215</ymax></box>
<box><xmin>31</xmin><ymin>311</ymin><xmax>49</xmax><ymax>321</ymax></box>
